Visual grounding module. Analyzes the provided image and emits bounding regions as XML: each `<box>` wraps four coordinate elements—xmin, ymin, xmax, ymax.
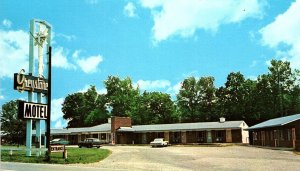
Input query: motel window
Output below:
<box><xmin>197</xmin><ymin>131</ymin><xmax>205</xmax><ymax>142</ymax></box>
<box><xmin>270</xmin><ymin>131</ymin><xmax>273</xmax><ymax>140</ymax></box>
<box><xmin>253</xmin><ymin>132</ymin><xmax>258</xmax><ymax>140</ymax></box>
<box><xmin>215</xmin><ymin>131</ymin><xmax>224</xmax><ymax>142</ymax></box>
<box><xmin>279</xmin><ymin>130</ymin><xmax>285</xmax><ymax>141</ymax></box>
<box><xmin>101</xmin><ymin>134</ymin><xmax>106</xmax><ymax>140</ymax></box>
<box><xmin>274</xmin><ymin>130</ymin><xmax>278</xmax><ymax>140</ymax></box>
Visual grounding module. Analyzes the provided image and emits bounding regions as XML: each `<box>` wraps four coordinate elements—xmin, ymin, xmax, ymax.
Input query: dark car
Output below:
<box><xmin>78</xmin><ymin>138</ymin><xmax>101</xmax><ymax>148</ymax></box>
<box><xmin>50</xmin><ymin>138</ymin><xmax>69</xmax><ymax>145</ymax></box>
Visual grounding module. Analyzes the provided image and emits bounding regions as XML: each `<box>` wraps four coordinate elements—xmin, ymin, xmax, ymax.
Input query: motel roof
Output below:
<box><xmin>34</xmin><ymin>120</ymin><xmax>247</xmax><ymax>135</ymax></box>
<box><xmin>33</xmin><ymin>123</ymin><xmax>111</xmax><ymax>135</ymax></box>
<box><xmin>246</xmin><ymin>114</ymin><xmax>300</xmax><ymax>130</ymax></box>
<box><xmin>71</xmin><ymin>123</ymin><xmax>111</xmax><ymax>133</ymax></box>
<box><xmin>117</xmin><ymin>121</ymin><xmax>247</xmax><ymax>132</ymax></box>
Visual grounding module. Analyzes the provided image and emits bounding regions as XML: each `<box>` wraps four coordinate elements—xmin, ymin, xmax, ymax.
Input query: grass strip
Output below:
<box><xmin>1</xmin><ymin>147</ymin><xmax>111</xmax><ymax>164</ymax></box>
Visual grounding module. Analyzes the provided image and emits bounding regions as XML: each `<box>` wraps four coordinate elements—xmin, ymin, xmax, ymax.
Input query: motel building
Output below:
<box><xmin>35</xmin><ymin>117</ymin><xmax>249</xmax><ymax>145</ymax></box>
<box><xmin>247</xmin><ymin>114</ymin><xmax>300</xmax><ymax>151</ymax></box>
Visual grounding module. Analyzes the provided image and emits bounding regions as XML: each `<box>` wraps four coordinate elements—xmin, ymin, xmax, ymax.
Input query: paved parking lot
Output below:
<box><xmin>74</xmin><ymin>145</ymin><xmax>300</xmax><ymax>171</ymax></box>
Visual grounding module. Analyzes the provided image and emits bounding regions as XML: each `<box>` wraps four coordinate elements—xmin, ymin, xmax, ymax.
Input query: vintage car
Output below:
<box><xmin>78</xmin><ymin>138</ymin><xmax>101</xmax><ymax>148</ymax></box>
<box><xmin>150</xmin><ymin>138</ymin><xmax>168</xmax><ymax>147</ymax></box>
<box><xmin>50</xmin><ymin>138</ymin><xmax>69</xmax><ymax>145</ymax></box>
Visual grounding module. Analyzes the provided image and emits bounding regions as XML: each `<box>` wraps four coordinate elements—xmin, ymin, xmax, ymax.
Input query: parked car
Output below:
<box><xmin>150</xmin><ymin>138</ymin><xmax>168</xmax><ymax>147</ymax></box>
<box><xmin>78</xmin><ymin>138</ymin><xmax>101</xmax><ymax>148</ymax></box>
<box><xmin>50</xmin><ymin>138</ymin><xmax>69</xmax><ymax>145</ymax></box>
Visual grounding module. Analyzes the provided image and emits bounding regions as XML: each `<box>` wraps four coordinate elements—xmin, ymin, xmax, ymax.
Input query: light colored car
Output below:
<box><xmin>150</xmin><ymin>138</ymin><xmax>168</xmax><ymax>147</ymax></box>
<box><xmin>50</xmin><ymin>138</ymin><xmax>69</xmax><ymax>145</ymax></box>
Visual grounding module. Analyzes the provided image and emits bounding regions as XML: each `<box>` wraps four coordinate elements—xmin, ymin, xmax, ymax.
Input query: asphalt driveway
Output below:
<box><xmin>75</xmin><ymin>145</ymin><xmax>300</xmax><ymax>171</ymax></box>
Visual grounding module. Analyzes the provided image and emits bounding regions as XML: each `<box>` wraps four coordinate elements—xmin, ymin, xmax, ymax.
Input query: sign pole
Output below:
<box><xmin>46</xmin><ymin>46</ymin><xmax>52</xmax><ymax>160</ymax></box>
<box><xmin>25</xmin><ymin>19</ymin><xmax>35</xmax><ymax>157</ymax></box>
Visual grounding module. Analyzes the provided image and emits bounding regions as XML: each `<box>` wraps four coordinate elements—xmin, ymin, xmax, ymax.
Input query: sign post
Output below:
<box><xmin>25</xmin><ymin>19</ymin><xmax>35</xmax><ymax>157</ymax></box>
<box><xmin>46</xmin><ymin>46</ymin><xmax>52</xmax><ymax>160</ymax></box>
<box><xmin>14</xmin><ymin>19</ymin><xmax>51</xmax><ymax>157</ymax></box>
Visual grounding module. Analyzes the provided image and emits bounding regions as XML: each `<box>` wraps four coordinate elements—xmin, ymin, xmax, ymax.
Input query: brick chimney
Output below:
<box><xmin>111</xmin><ymin>116</ymin><xmax>132</xmax><ymax>133</ymax></box>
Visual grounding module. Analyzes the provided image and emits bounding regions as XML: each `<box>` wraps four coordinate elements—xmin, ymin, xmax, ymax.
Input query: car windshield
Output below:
<box><xmin>154</xmin><ymin>138</ymin><xmax>163</xmax><ymax>142</ymax></box>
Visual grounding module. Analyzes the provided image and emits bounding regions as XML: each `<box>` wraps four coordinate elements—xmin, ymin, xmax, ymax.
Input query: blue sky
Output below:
<box><xmin>1</xmin><ymin>0</ymin><xmax>300</xmax><ymax>128</ymax></box>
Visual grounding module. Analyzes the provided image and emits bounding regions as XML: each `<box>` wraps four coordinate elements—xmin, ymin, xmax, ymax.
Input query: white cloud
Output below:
<box><xmin>124</xmin><ymin>2</ymin><xmax>137</xmax><ymax>17</ymax></box>
<box><xmin>247</xmin><ymin>75</ymin><xmax>257</xmax><ymax>81</ymax></box>
<box><xmin>140</xmin><ymin>0</ymin><xmax>265</xmax><ymax>42</ymax></box>
<box><xmin>167</xmin><ymin>82</ymin><xmax>182</xmax><ymax>96</ymax></box>
<box><xmin>78</xmin><ymin>84</ymin><xmax>91</xmax><ymax>93</ymax></box>
<box><xmin>2</xmin><ymin>19</ymin><xmax>12</xmax><ymax>28</ymax></box>
<box><xmin>136</xmin><ymin>80</ymin><xmax>171</xmax><ymax>90</ymax></box>
<box><xmin>52</xmin><ymin>47</ymin><xmax>76</xmax><ymax>69</ymax></box>
<box><xmin>76</xmin><ymin>55</ymin><xmax>103</xmax><ymax>74</ymax></box>
<box><xmin>56</xmin><ymin>33</ymin><xmax>76</xmax><ymax>41</ymax></box>
<box><xmin>78</xmin><ymin>84</ymin><xmax>107</xmax><ymax>94</ymax></box>
<box><xmin>0</xmin><ymin>29</ymin><xmax>28</xmax><ymax>78</ymax></box>
<box><xmin>250</xmin><ymin>60</ymin><xmax>257</xmax><ymax>68</ymax></box>
<box><xmin>260</xmin><ymin>0</ymin><xmax>300</xmax><ymax>69</ymax></box>
<box><xmin>98</xmin><ymin>88</ymin><xmax>107</xmax><ymax>94</ymax></box>
<box><xmin>51</xmin><ymin>98</ymin><xmax>65</xmax><ymax>122</ymax></box>
<box><xmin>54</xmin><ymin>119</ymin><xmax>67</xmax><ymax>129</ymax></box>
<box><xmin>52</xmin><ymin>48</ymin><xmax>103</xmax><ymax>73</ymax></box>
<box><xmin>0</xmin><ymin>88</ymin><xmax>4</xmax><ymax>100</ymax></box>
<box><xmin>0</xmin><ymin>28</ymin><xmax>77</xmax><ymax>74</ymax></box>
<box><xmin>72</xmin><ymin>50</ymin><xmax>81</xmax><ymax>59</ymax></box>
<box><xmin>265</xmin><ymin>60</ymin><xmax>271</xmax><ymax>67</ymax></box>
<box><xmin>0</xmin><ymin>23</ymin><xmax>103</xmax><ymax>78</ymax></box>
<box><xmin>134</xmin><ymin>79</ymin><xmax>181</xmax><ymax>99</ymax></box>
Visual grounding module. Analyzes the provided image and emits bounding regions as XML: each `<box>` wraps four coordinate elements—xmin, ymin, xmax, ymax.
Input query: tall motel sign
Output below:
<box><xmin>13</xmin><ymin>19</ymin><xmax>52</xmax><ymax>157</ymax></box>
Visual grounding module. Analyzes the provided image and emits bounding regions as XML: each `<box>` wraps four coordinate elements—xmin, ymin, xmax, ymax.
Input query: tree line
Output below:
<box><xmin>62</xmin><ymin>59</ymin><xmax>300</xmax><ymax>127</ymax></box>
<box><xmin>1</xmin><ymin>59</ymin><xmax>300</xmax><ymax>144</ymax></box>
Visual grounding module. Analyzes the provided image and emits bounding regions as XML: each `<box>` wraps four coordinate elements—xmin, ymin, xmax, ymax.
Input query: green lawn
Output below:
<box><xmin>1</xmin><ymin>147</ymin><xmax>111</xmax><ymax>164</ymax></box>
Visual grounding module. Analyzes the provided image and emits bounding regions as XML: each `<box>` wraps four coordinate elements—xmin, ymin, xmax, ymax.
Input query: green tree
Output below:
<box><xmin>288</xmin><ymin>69</ymin><xmax>300</xmax><ymax>114</ymax></box>
<box><xmin>197</xmin><ymin>76</ymin><xmax>217</xmax><ymax>121</ymax></box>
<box><xmin>215</xmin><ymin>86</ymin><xmax>227</xmax><ymax>118</ymax></box>
<box><xmin>62</xmin><ymin>86</ymin><xmax>109</xmax><ymax>128</ymax></box>
<box><xmin>139</xmin><ymin>91</ymin><xmax>178</xmax><ymax>124</ymax></box>
<box><xmin>177</xmin><ymin>76</ymin><xmax>217</xmax><ymax>122</ymax></box>
<box><xmin>62</xmin><ymin>92</ymin><xmax>86</xmax><ymax>127</ymax></box>
<box><xmin>241</xmin><ymin>79</ymin><xmax>258</xmax><ymax>125</ymax></box>
<box><xmin>84</xmin><ymin>86</ymin><xmax>110</xmax><ymax>126</ymax></box>
<box><xmin>0</xmin><ymin>100</ymin><xmax>26</xmax><ymax>145</ymax></box>
<box><xmin>268</xmin><ymin>60</ymin><xmax>295</xmax><ymax>117</ymax></box>
<box><xmin>219</xmin><ymin>72</ymin><xmax>247</xmax><ymax>120</ymax></box>
<box><xmin>177</xmin><ymin>77</ymin><xmax>200</xmax><ymax>122</ymax></box>
<box><xmin>104</xmin><ymin>76</ymin><xmax>139</xmax><ymax>117</ymax></box>
<box><xmin>254</xmin><ymin>74</ymin><xmax>275</xmax><ymax>122</ymax></box>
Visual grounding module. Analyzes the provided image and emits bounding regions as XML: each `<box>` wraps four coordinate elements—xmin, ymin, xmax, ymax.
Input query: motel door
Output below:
<box><xmin>261</xmin><ymin>131</ymin><xmax>265</xmax><ymax>146</ymax></box>
<box><xmin>207</xmin><ymin>131</ymin><xmax>212</xmax><ymax>143</ymax></box>
<box><xmin>226</xmin><ymin>129</ymin><xmax>232</xmax><ymax>143</ymax></box>
<box><xmin>292</xmin><ymin>128</ymin><xmax>296</xmax><ymax>149</ymax></box>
